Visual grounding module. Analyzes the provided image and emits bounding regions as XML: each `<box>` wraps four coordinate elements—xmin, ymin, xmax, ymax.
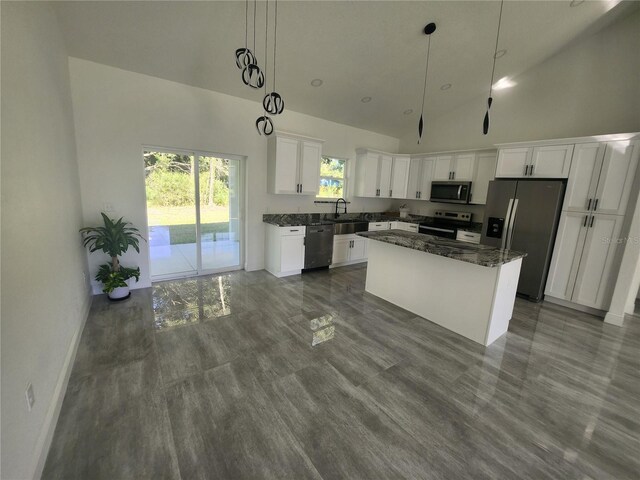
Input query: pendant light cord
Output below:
<box><xmin>263</xmin><ymin>0</ymin><xmax>269</xmax><ymax>112</ymax></box>
<box><xmin>253</xmin><ymin>0</ymin><xmax>257</xmax><ymax>56</ymax></box>
<box><xmin>273</xmin><ymin>0</ymin><xmax>278</xmax><ymax>90</ymax></box>
<box><xmin>488</xmin><ymin>0</ymin><xmax>504</xmax><ymax>98</ymax></box>
<box><xmin>244</xmin><ymin>0</ymin><xmax>248</xmax><ymax>49</ymax></box>
<box><xmin>420</xmin><ymin>35</ymin><xmax>432</xmax><ymax>118</ymax></box>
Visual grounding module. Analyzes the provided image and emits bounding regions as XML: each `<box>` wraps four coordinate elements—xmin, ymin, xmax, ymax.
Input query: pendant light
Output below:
<box><xmin>235</xmin><ymin>0</ymin><xmax>256</xmax><ymax>69</ymax></box>
<box><xmin>262</xmin><ymin>0</ymin><xmax>285</xmax><ymax>115</ymax></box>
<box><xmin>483</xmin><ymin>0</ymin><xmax>504</xmax><ymax>135</ymax></box>
<box><xmin>418</xmin><ymin>23</ymin><xmax>436</xmax><ymax>144</ymax></box>
<box><xmin>242</xmin><ymin>0</ymin><xmax>264</xmax><ymax>89</ymax></box>
<box><xmin>256</xmin><ymin>0</ymin><xmax>273</xmax><ymax>135</ymax></box>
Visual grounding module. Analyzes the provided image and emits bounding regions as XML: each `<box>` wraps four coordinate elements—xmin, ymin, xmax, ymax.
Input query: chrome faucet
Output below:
<box><xmin>335</xmin><ymin>198</ymin><xmax>347</xmax><ymax>218</ymax></box>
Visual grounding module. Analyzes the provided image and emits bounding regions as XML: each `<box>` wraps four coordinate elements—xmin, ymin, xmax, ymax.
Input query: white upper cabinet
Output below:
<box><xmin>496</xmin><ymin>147</ymin><xmax>530</xmax><ymax>178</ymax></box>
<box><xmin>470</xmin><ymin>152</ymin><xmax>497</xmax><ymax>205</ymax></box>
<box><xmin>496</xmin><ymin>144</ymin><xmax>572</xmax><ymax>178</ymax></box>
<box><xmin>593</xmin><ymin>140</ymin><xmax>638</xmax><ymax>215</ymax></box>
<box><xmin>562</xmin><ymin>140</ymin><xmax>638</xmax><ymax>215</ymax></box>
<box><xmin>390</xmin><ymin>155</ymin><xmax>411</xmax><ymax>198</ymax></box>
<box><xmin>355</xmin><ymin>150</ymin><xmax>410</xmax><ymax>198</ymax></box>
<box><xmin>406</xmin><ymin>156</ymin><xmax>434</xmax><ymax>200</ymax></box>
<box><xmin>529</xmin><ymin>145</ymin><xmax>574</xmax><ymax>178</ymax></box>
<box><xmin>267</xmin><ymin>132</ymin><xmax>323</xmax><ymax>195</ymax></box>
<box><xmin>432</xmin><ymin>154</ymin><xmax>472</xmax><ymax>181</ymax></box>
<box><xmin>563</xmin><ymin>143</ymin><xmax>604</xmax><ymax>212</ymax></box>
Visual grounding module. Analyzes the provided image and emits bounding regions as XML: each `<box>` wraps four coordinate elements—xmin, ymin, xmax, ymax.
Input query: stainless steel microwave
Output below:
<box><xmin>430</xmin><ymin>181</ymin><xmax>472</xmax><ymax>204</ymax></box>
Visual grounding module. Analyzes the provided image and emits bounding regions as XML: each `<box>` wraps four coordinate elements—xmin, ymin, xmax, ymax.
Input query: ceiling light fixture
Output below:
<box><xmin>440</xmin><ymin>83</ymin><xmax>452</xmax><ymax>91</ymax></box>
<box><xmin>311</xmin><ymin>79</ymin><xmax>323</xmax><ymax>87</ymax></box>
<box><xmin>494</xmin><ymin>49</ymin><xmax>507</xmax><ymax>59</ymax></box>
<box><xmin>256</xmin><ymin>0</ymin><xmax>273</xmax><ymax>135</ymax></box>
<box><xmin>262</xmin><ymin>0</ymin><xmax>284</xmax><ymax>117</ymax></box>
<box><xmin>417</xmin><ymin>22</ymin><xmax>437</xmax><ymax>144</ymax></box>
<box><xmin>483</xmin><ymin>0</ymin><xmax>505</xmax><ymax>135</ymax></box>
<box><xmin>493</xmin><ymin>76</ymin><xmax>516</xmax><ymax>90</ymax></box>
<box><xmin>241</xmin><ymin>0</ymin><xmax>265</xmax><ymax>89</ymax></box>
<box><xmin>235</xmin><ymin>0</ymin><xmax>256</xmax><ymax>69</ymax></box>
<box><xmin>403</xmin><ymin>109</ymin><xmax>413</xmax><ymax>115</ymax></box>
<box><xmin>361</xmin><ymin>96</ymin><xmax>372</xmax><ymax>103</ymax></box>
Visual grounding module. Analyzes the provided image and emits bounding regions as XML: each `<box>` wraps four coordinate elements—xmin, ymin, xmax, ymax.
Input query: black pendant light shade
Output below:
<box><xmin>417</xmin><ymin>22</ymin><xmax>436</xmax><ymax>144</ymax></box>
<box><xmin>263</xmin><ymin>91</ymin><xmax>284</xmax><ymax>114</ymax></box>
<box><xmin>482</xmin><ymin>97</ymin><xmax>492</xmax><ymax>135</ymax></box>
<box><xmin>242</xmin><ymin>63</ymin><xmax>265</xmax><ymax>89</ymax></box>
<box><xmin>235</xmin><ymin>48</ymin><xmax>256</xmax><ymax>69</ymax></box>
<box><xmin>256</xmin><ymin>115</ymin><xmax>274</xmax><ymax>135</ymax></box>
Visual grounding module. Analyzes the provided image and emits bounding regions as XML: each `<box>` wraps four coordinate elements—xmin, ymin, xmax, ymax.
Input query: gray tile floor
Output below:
<box><xmin>43</xmin><ymin>265</ymin><xmax>640</xmax><ymax>479</ymax></box>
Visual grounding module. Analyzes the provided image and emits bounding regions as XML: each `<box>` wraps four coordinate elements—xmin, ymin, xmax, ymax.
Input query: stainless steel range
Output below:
<box><xmin>418</xmin><ymin>211</ymin><xmax>472</xmax><ymax>239</ymax></box>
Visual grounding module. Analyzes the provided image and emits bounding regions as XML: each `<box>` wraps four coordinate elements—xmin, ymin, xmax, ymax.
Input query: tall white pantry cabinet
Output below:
<box><xmin>545</xmin><ymin>139</ymin><xmax>639</xmax><ymax>311</ymax></box>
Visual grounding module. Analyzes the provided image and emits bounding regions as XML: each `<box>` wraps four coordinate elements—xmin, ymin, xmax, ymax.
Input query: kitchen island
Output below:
<box><xmin>357</xmin><ymin>230</ymin><xmax>526</xmax><ymax>346</ymax></box>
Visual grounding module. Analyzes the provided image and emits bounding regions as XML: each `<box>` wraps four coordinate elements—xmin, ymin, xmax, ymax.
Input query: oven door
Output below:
<box><xmin>418</xmin><ymin>225</ymin><xmax>457</xmax><ymax>239</ymax></box>
<box><xmin>430</xmin><ymin>182</ymin><xmax>471</xmax><ymax>204</ymax></box>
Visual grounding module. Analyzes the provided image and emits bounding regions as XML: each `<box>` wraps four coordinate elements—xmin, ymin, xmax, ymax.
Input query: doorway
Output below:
<box><xmin>143</xmin><ymin>148</ymin><xmax>243</xmax><ymax>280</ymax></box>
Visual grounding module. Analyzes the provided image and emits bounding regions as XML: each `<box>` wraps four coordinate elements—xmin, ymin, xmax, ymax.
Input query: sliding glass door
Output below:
<box><xmin>144</xmin><ymin>149</ymin><xmax>243</xmax><ymax>281</ymax></box>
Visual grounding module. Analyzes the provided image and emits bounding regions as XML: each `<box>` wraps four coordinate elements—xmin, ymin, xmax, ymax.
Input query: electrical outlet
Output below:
<box><xmin>25</xmin><ymin>383</ymin><xmax>35</xmax><ymax>411</ymax></box>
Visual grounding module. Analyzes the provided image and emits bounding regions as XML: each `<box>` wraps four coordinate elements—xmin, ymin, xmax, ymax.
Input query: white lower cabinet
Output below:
<box><xmin>390</xmin><ymin>221</ymin><xmax>418</xmax><ymax>232</ymax></box>
<box><xmin>265</xmin><ymin>224</ymin><xmax>306</xmax><ymax>277</ymax></box>
<box><xmin>368</xmin><ymin>221</ymin><xmax>390</xmax><ymax>231</ymax></box>
<box><xmin>545</xmin><ymin>212</ymin><xmax>623</xmax><ymax>310</ymax></box>
<box><xmin>332</xmin><ymin>234</ymin><xmax>367</xmax><ymax>266</ymax></box>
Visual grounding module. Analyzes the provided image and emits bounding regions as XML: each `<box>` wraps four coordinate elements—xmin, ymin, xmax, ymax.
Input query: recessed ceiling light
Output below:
<box><xmin>570</xmin><ymin>0</ymin><xmax>585</xmax><ymax>6</ymax></box>
<box><xmin>403</xmin><ymin>109</ymin><xmax>413</xmax><ymax>115</ymax></box>
<box><xmin>361</xmin><ymin>96</ymin><xmax>372</xmax><ymax>103</ymax></box>
<box><xmin>493</xmin><ymin>76</ymin><xmax>517</xmax><ymax>90</ymax></box>
<box><xmin>310</xmin><ymin>79</ymin><xmax>323</xmax><ymax>87</ymax></box>
<box><xmin>440</xmin><ymin>83</ymin><xmax>452</xmax><ymax>91</ymax></box>
<box><xmin>494</xmin><ymin>49</ymin><xmax>507</xmax><ymax>59</ymax></box>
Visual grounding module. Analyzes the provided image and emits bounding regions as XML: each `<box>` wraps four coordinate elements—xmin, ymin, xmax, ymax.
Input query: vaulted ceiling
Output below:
<box><xmin>53</xmin><ymin>0</ymin><xmax>636</xmax><ymax>138</ymax></box>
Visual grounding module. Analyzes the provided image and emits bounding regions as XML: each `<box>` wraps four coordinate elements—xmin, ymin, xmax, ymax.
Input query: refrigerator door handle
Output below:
<box><xmin>506</xmin><ymin>199</ymin><xmax>519</xmax><ymax>250</ymax></box>
<box><xmin>501</xmin><ymin>198</ymin><xmax>515</xmax><ymax>250</ymax></box>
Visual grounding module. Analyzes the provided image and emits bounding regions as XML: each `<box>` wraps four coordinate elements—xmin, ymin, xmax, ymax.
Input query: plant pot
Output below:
<box><xmin>108</xmin><ymin>286</ymin><xmax>130</xmax><ymax>301</ymax></box>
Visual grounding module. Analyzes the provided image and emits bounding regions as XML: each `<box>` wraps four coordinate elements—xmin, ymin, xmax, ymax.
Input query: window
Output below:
<box><xmin>318</xmin><ymin>156</ymin><xmax>347</xmax><ymax>198</ymax></box>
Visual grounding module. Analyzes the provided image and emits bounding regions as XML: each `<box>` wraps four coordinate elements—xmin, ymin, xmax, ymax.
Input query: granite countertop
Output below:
<box><xmin>357</xmin><ymin>230</ymin><xmax>526</xmax><ymax>267</ymax></box>
<box><xmin>263</xmin><ymin>212</ymin><xmax>425</xmax><ymax>227</ymax></box>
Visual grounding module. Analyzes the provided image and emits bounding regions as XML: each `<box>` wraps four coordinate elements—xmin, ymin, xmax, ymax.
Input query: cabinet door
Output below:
<box><xmin>496</xmin><ymin>147</ymin><xmax>530</xmax><ymax>178</ymax></box>
<box><xmin>280</xmin><ymin>235</ymin><xmax>305</xmax><ymax>272</ymax></box>
<box><xmin>593</xmin><ymin>140</ymin><xmax>638</xmax><ymax>215</ymax></box>
<box><xmin>299</xmin><ymin>141</ymin><xmax>321</xmax><ymax>195</ymax></box>
<box><xmin>368</xmin><ymin>222</ymin><xmax>389</xmax><ymax>231</ymax></box>
<box><xmin>390</xmin><ymin>156</ymin><xmax>410</xmax><ymax>198</ymax></box>
<box><xmin>453</xmin><ymin>153</ymin><xmax>475</xmax><ymax>181</ymax></box>
<box><xmin>571</xmin><ymin>214</ymin><xmax>624</xmax><ymax>309</ymax></box>
<box><xmin>433</xmin><ymin>155</ymin><xmax>453</xmax><ymax>181</ymax></box>
<box><xmin>418</xmin><ymin>157</ymin><xmax>434</xmax><ymax>200</ymax></box>
<box><xmin>406</xmin><ymin>158</ymin><xmax>423</xmax><ymax>199</ymax></box>
<box><xmin>350</xmin><ymin>238</ymin><xmax>367</xmax><ymax>261</ymax></box>
<box><xmin>470</xmin><ymin>153</ymin><xmax>497</xmax><ymax>205</ymax></box>
<box><xmin>357</xmin><ymin>152</ymin><xmax>380</xmax><ymax>197</ymax></box>
<box><xmin>563</xmin><ymin>143</ymin><xmax>604</xmax><ymax>212</ymax></box>
<box><xmin>332</xmin><ymin>237</ymin><xmax>351</xmax><ymax>264</ymax></box>
<box><xmin>273</xmin><ymin>137</ymin><xmax>300</xmax><ymax>194</ymax></box>
<box><xmin>530</xmin><ymin>144</ymin><xmax>574</xmax><ymax>178</ymax></box>
<box><xmin>378</xmin><ymin>154</ymin><xmax>393</xmax><ymax>197</ymax></box>
<box><xmin>544</xmin><ymin>211</ymin><xmax>589</xmax><ymax>300</ymax></box>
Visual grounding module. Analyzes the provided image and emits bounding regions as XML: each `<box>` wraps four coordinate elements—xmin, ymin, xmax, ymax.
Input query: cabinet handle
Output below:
<box><xmin>418</xmin><ymin>191</ymin><xmax>421</xmax><ymax>199</ymax></box>
<box><xmin>300</xmin><ymin>183</ymin><xmax>303</xmax><ymax>192</ymax></box>
<box><xmin>290</xmin><ymin>229</ymin><xmax>300</xmax><ymax>232</ymax></box>
<box><xmin>594</xmin><ymin>199</ymin><xmax>598</xmax><ymax>211</ymax></box>
<box><xmin>583</xmin><ymin>215</ymin><xmax>588</xmax><ymax>227</ymax></box>
<box><xmin>524</xmin><ymin>165</ymin><xmax>529</xmax><ymax>176</ymax></box>
<box><xmin>590</xmin><ymin>216</ymin><xmax>595</xmax><ymax>228</ymax></box>
<box><xmin>530</xmin><ymin>164</ymin><xmax>534</xmax><ymax>176</ymax></box>
<box><xmin>452</xmin><ymin>171</ymin><xmax>455</xmax><ymax>180</ymax></box>
<box><xmin>587</xmin><ymin>198</ymin><xmax>592</xmax><ymax>210</ymax></box>
<box><xmin>389</xmin><ymin>189</ymin><xmax>392</xmax><ymax>197</ymax></box>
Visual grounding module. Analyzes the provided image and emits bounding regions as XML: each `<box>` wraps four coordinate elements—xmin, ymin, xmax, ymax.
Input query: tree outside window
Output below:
<box><xmin>318</xmin><ymin>157</ymin><xmax>347</xmax><ymax>198</ymax></box>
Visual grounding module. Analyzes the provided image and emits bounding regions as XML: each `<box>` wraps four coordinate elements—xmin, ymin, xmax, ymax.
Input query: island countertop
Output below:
<box><xmin>357</xmin><ymin>230</ymin><xmax>526</xmax><ymax>268</ymax></box>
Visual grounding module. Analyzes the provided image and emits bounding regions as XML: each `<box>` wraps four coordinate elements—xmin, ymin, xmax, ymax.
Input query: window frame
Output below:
<box><xmin>317</xmin><ymin>155</ymin><xmax>349</xmax><ymax>200</ymax></box>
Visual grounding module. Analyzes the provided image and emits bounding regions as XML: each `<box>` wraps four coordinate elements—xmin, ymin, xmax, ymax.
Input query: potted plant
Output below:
<box><xmin>80</xmin><ymin>213</ymin><xmax>145</xmax><ymax>300</ymax></box>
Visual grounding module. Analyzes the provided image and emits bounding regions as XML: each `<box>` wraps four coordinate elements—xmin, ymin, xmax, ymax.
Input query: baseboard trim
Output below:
<box><xmin>30</xmin><ymin>292</ymin><xmax>92</xmax><ymax>480</ymax></box>
<box><xmin>544</xmin><ymin>296</ymin><xmax>606</xmax><ymax>318</ymax></box>
<box><xmin>604</xmin><ymin>311</ymin><xmax>626</xmax><ymax>326</ymax></box>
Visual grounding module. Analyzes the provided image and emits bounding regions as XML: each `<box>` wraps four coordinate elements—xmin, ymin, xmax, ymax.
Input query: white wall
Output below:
<box><xmin>398</xmin><ymin>8</ymin><xmax>640</xmax><ymax>154</ymax></box>
<box><xmin>68</xmin><ymin>58</ymin><xmax>399</xmax><ymax>290</ymax></box>
<box><xmin>0</xmin><ymin>3</ymin><xmax>91</xmax><ymax>479</ymax></box>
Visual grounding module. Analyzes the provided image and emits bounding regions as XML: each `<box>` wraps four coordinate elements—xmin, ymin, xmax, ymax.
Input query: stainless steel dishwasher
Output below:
<box><xmin>304</xmin><ymin>224</ymin><xmax>335</xmax><ymax>270</ymax></box>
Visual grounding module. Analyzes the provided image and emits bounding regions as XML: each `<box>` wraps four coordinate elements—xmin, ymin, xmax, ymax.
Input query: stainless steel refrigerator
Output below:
<box><xmin>481</xmin><ymin>180</ymin><xmax>565</xmax><ymax>302</ymax></box>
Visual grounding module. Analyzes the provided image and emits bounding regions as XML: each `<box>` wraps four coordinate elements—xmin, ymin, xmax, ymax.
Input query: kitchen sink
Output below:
<box><xmin>333</xmin><ymin>221</ymin><xmax>369</xmax><ymax>235</ymax></box>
